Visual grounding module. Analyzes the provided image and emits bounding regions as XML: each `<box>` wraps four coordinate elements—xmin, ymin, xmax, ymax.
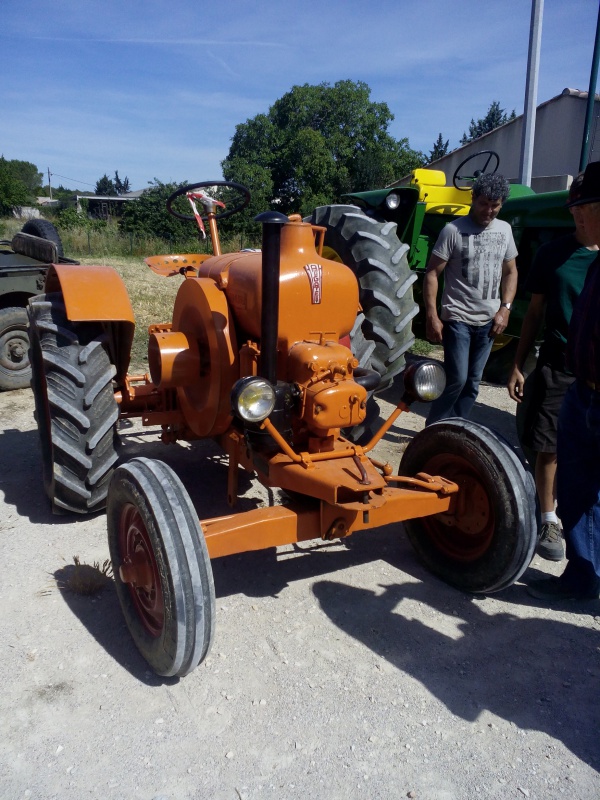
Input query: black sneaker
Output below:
<box><xmin>527</xmin><ymin>576</ymin><xmax>600</xmax><ymax>601</ymax></box>
<box><xmin>536</xmin><ymin>521</ymin><xmax>564</xmax><ymax>561</ymax></box>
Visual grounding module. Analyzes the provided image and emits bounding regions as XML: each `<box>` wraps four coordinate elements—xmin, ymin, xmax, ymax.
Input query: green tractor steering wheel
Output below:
<box><xmin>452</xmin><ymin>150</ymin><xmax>500</xmax><ymax>190</ymax></box>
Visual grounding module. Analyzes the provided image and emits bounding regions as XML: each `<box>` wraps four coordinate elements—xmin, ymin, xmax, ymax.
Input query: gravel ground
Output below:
<box><xmin>1</xmin><ymin>379</ymin><xmax>599</xmax><ymax>800</ymax></box>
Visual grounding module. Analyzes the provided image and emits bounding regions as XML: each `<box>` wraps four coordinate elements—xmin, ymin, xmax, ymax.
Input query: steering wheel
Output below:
<box><xmin>452</xmin><ymin>151</ymin><xmax>500</xmax><ymax>190</ymax></box>
<box><xmin>166</xmin><ymin>180</ymin><xmax>251</xmax><ymax>221</ymax></box>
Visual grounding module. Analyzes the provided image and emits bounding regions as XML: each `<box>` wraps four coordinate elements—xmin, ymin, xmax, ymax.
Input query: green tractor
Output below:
<box><xmin>309</xmin><ymin>150</ymin><xmax>576</xmax><ymax>386</ymax></box>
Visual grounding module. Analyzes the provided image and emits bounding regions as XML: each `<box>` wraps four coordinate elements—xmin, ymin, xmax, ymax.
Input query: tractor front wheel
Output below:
<box><xmin>309</xmin><ymin>205</ymin><xmax>419</xmax><ymax>389</ymax></box>
<box><xmin>28</xmin><ymin>293</ymin><xmax>119</xmax><ymax>513</ymax></box>
<box><xmin>107</xmin><ymin>458</ymin><xmax>215</xmax><ymax>678</ymax></box>
<box><xmin>399</xmin><ymin>419</ymin><xmax>536</xmax><ymax>593</ymax></box>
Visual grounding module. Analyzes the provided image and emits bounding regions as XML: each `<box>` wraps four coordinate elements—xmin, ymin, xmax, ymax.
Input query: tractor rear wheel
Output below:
<box><xmin>28</xmin><ymin>293</ymin><xmax>119</xmax><ymax>514</ymax></box>
<box><xmin>309</xmin><ymin>205</ymin><xmax>419</xmax><ymax>389</ymax></box>
<box><xmin>399</xmin><ymin>418</ymin><xmax>536</xmax><ymax>593</ymax></box>
<box><xmin>107</xmin><ymin>457</ymin><xmax>215</xmax><ymax>677</ymax></box>
<box><xmin>0</xmin><ymin>307</ymin><xmax>31</xmax><ymax>390</ymax></box>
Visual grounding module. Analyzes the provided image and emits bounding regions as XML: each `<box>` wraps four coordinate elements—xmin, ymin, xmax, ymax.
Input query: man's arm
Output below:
<box><xmin>490</xmin><ymin>258</ymin><xmax>518</xmax><ymax>337</ymax></box>
<box><xmin>423</xmin><ymin>254</ymin><xmax>447</xmax><ymax>343</ymax></box>
<box><xmin>507</xmin><ymin>293</ymin><xmax>545</xmax><ymax>402</ymax></box>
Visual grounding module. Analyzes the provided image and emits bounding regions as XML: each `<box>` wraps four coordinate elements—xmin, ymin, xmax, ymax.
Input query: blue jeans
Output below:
<box><xmin>557</xmin><ymin>380</ymin><xmax>600</xmax><ymax>592</ymax></box>
<box><xmin>426</xmin><ymin>320</ymin><xmax>494</xmax><ymax>425</ymax></box>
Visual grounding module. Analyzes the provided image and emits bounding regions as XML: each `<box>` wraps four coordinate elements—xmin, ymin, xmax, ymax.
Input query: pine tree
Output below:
<box><xmin>114</xmin><ymin>171</ymin><xmax>131</xmax><ymax>195</ymax></box>
<box><xmin>428</xmin><ymin>133</ymin><xmax>449</xmax><ymax>163</ymax></box>
<box><xmin>460</xmin><ymin>101</ymin><xmax>516</xmax><ymax>145</ymax></box>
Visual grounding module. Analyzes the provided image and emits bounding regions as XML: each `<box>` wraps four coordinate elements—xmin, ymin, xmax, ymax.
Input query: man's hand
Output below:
<box><xmin>490</xmin><ymin>307</ymin><xmax>510</xmax><ymax>337</ymax></box>
<box><xmin>426</xmin><ymin>315</ymin><xmax>443</xmax><ymax>343</ymax></box>
<box><xmin>507</xmin><ymin>364</ymin><xmax>525</xmax><ymax>402</ymax></box>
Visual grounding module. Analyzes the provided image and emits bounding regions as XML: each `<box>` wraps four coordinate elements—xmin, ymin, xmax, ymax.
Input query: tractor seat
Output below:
<box><xmin>11</xmin><ymin>232</ymin><xmax>58</xmax><ymax>263</ymax></box>
<box><xmin>410</xmin><ymin>168</ymin><xmax>471</xmax><ymax>216</ymax></box>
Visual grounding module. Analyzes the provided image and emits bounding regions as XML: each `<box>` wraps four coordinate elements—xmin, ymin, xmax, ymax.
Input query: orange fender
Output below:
<box><xmin>45</xmin><ymin>263</ymin><xmax>135</xmax><ymax>384</ymax></box>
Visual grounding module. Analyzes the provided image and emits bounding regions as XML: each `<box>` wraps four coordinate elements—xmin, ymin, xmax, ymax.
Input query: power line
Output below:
<box><xmin>50</xmin><ymin>171</ymin><xmax>96</xmax><ymax>187</ymax></box>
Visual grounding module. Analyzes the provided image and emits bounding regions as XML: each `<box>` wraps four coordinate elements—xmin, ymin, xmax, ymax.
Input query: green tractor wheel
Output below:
<box><xmin>309</xmin><ymin>205</ymin><xmax>419</xmax><ymax>390</ymax></box>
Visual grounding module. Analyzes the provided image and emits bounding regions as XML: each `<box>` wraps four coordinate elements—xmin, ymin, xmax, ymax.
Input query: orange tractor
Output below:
<box><xmin>28</xmin><ymin>181</ymin><xmax>536</xmax><ymax>677</ymax></box>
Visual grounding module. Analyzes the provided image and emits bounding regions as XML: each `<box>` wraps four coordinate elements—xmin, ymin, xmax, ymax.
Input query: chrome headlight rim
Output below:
<box><xmin>402</xmin><ymin>360</ymin><xmax>446</xmax><ymax>404</ymax></box>
<box><xmin>231</xmin><ymin>377</ymin><xmax>277</xmax><ymax>423</ymax></box>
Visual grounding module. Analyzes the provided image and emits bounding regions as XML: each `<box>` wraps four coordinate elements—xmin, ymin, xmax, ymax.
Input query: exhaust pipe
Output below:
<box><xmin>255</xmin><ymin>211</ymin><xmax>288</xmax><ymax>384</ymax></box>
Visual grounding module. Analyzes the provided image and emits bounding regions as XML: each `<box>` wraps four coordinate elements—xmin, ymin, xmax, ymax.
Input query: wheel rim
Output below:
<box><xmin>118</xmin><ymin>503</ymin><xmax>164</xmax><ymax>636</ymax></box>
<box><xmin>419</xmin><ymin>453</ymin><xmax>494</xmax><ymax>562</ymax></box>
<box><xmin>0</xmin><ymin>327</ymin><xmax>29</xmax><ymax>374</ymax></box>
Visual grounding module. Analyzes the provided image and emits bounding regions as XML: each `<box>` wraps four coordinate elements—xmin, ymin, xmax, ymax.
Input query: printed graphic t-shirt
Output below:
<box><xmin>432</xmin><ymin>215</ymin><xmax>518</xmax><ymax>325</ymax></box>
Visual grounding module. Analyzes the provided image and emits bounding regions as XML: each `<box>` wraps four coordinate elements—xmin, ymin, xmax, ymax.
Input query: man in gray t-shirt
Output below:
<box><xmin>424</xmin><ymin>173</ymin><xmax>518</xmax><ymax>424</ymax></box>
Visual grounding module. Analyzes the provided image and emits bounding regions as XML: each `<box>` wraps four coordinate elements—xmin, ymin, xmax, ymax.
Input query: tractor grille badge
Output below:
<box><xmin>304</xmin><ymin>263</ymin><xmax>322</xmax><ymax>304</ymax></box>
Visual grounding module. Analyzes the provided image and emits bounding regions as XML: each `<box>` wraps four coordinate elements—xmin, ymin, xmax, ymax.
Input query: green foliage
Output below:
<box><xmin>427</xmin><ymin>133</ymin><xmax>449</xmax><ymax>163</ymax></box>
<box><xmin>55</xmin><ymin>206</ymin><xmax>107</xmax><ymax>232</ymax></box>
<box><xmin>95</xmin><ymin>174</ymin><xmax>117</xmax><ymax>195</ymax></box>
<box><xmin>119</xmin><ymin>179</ymin><xmax>197</xmax><ymax>241</ymax></box>
<box><xmin>0</xmin><ymin>156</ymin><xmax>41</xmax><ymax>214</ymax></box>
<box><xmin>114</xmin><ymin>171</ymin><xmax>131</xmax><ymax>195</ymax></box>
<box><xmin>222</xmin><ymin>80</ymin><xmax>424</xmax><ymax>217</ymax></box>
<box><xmin>95</xmin><ymin>171</ymin><xmax>131</xmax><ymax>196</ymax></box>
<box><xmin>6</xmin><ymin>159</ymin><xmax>43</xmax><ymax>194</ymax></box>
<box><xmin>460</xmin><ymin>101</ymin><xmax>516</xmax><ymax>145</ymax></box>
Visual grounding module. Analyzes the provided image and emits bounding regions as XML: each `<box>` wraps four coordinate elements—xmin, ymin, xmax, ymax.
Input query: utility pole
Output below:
<box><xmin>580</xmin><ymin>4</ymin><xmax>600</xmax><ymax>171</ymax></box>
<box><xmin>519</xmin><ymin>0</ymin><xmax>544</xmax><ymax>187</ymax></box>
<box><xmin>47</xmin><ymin>168</ymin><xmax>53</xmax><ymax>201</ymax></box>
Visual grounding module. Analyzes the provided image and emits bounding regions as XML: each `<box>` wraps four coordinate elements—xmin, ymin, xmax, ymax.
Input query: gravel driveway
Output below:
<box><xmin>1</xmin><ymin>381</ymin><xmax>599</xmax><ymax>800</ymax></box>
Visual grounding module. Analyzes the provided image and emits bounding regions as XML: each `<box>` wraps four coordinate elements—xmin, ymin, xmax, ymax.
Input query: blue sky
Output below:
<box><xmin>1</xmin><ymin>0</ymin><xmax>598</xmax><ymax>193</ymax></box>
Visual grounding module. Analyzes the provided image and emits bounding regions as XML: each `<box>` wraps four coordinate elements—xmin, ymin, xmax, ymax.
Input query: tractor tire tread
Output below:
<box><xmin>28</xmin><ymin>292</ymin><xmax>119</xmax><ymax>514</ymax></box>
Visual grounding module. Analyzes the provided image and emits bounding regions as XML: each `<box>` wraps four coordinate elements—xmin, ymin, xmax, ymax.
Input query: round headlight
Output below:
<box><xmin>403</xmin><ymin>361</ymin><xmax>446</xmax><ymax>403</ymax></box>
<box><xmin>385</xmin><ymin>192</ymin><xmax>401</xmax><ymax>210</ymax></box>
<box><xmin>231</xmin><ymin>377</ymin><xmax>276</xmax><ymax>423</ymax></box>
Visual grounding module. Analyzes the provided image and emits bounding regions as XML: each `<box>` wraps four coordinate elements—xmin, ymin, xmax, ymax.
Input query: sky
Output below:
<box><xmin>1</xmin><ymin>0</ymin><xmax>598</xmax><ymax>193</ymax></box>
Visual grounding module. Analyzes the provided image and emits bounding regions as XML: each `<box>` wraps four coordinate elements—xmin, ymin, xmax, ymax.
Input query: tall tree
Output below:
<box><xmin>5</xmin><ymin>159</ymin><xmax>43</xmax><ymax>194</ymax></box>
<box><xmin>427</xmin><ymin>133</ymin><xmax>449</xmax><ymax>163</ymax></box>
<box><xmin>114</xmin><ymin>171</ymin><xmax>131</xmax><ymax>195</ymax></box>
<box><xmin>221</xmin><ymin>80</ymin><xmax>424</xmax><ymax>218</ymax></box>
<box><xmin>0</xmin><ymin>157</ymin><xmax>30</xmax><ymax>214</ymax></box>
<box><xmin>460</xmin><ymin>101</ymin><xmax>516</xmax><ymax>145</ymax></box>
<box><xmin>95</xmin><ymin>174</ymin><xmax>117</xmax><ymax>195</ymax></box>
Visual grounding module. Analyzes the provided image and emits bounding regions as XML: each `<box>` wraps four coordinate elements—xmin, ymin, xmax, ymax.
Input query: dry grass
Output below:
<box><xmin>56</xmin><ymin>556</ymin><xmax>113</xmax><ymax>596</ymax></box>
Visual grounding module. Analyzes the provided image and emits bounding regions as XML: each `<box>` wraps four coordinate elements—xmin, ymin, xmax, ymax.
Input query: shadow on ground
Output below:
<box><xmin>312</xmin><ymin>571</ymin><xmax>600</xmax><ymax>772</ymax></box>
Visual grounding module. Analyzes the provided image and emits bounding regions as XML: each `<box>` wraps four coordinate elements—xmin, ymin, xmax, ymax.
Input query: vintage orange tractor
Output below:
<box><xmin>28</xmin><ymin>181</ymin><xmax>536</xmax><ymax>677</ymax></box>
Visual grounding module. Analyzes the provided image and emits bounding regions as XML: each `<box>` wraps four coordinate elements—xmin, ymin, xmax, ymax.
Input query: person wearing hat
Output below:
<box><xmin>508</xmin><ymin>173</ymin><xmax>598</xmax><ymax>562</ymax></box>
<box><xmin>527</xmin><ymin>160</ymin><xmax>600</xmax><ymax>601</ymax></box>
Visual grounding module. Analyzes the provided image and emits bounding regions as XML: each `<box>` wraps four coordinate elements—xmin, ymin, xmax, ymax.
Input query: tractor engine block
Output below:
<box><xmin>288</xmin><ymin>340</ymin><xmax>367</xmax><ymax>436</ymax></box>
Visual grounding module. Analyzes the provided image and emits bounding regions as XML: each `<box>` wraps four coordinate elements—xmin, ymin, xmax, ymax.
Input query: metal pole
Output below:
<box><xmin>580</xmin><ymin>4</ymin><xmax>600</xmax><ymax>170</ymax></box>
<box><xmin>519</xmin><ymin>0</ymin><xmax>544</xmax><ymax>186</ymax></box>
<box><xmin>48</xmin><ymin>168</ymin><xmax>53</xmax><ymax>201</ymax></box>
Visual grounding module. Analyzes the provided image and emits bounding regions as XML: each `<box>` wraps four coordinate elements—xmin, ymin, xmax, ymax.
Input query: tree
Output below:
<box><xmin>114</xmin><ymin>171</ymin><xmax>131</xmax><ymax>195</ymax></box>
<box><xmin>460</xmin><ymin>101</ymin><xmax>516</xmax><ymax>145</ymax></box>
<box><xmin>427</xmin><ymin>133</ymin><xmax>449</xmax><ymax>163</ymax></box>
<box><xmin>221</xmin><ymin>80</ymin><xmax>424</xmax><ymax>218</ymax></box>
<box><xmin>95</xmin><ymin>174</ymin><xmax>117</xmax><ymax>196</ymax></box>
<box><xmin>0</xmin><ymin>156</ymin><xmax>34</xmax><ymax>214</ymax></box>
<box><xmin>6</xmin><ymin>160</ymin><xmax>43</xmax><ymax>194</ymax></box>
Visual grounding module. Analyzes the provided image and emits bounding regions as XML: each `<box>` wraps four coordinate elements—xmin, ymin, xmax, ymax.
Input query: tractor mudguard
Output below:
<box><xmin>44</xmin><ymin>263</ymin><xmax>135</xmax><ymax>384</ymax></box>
